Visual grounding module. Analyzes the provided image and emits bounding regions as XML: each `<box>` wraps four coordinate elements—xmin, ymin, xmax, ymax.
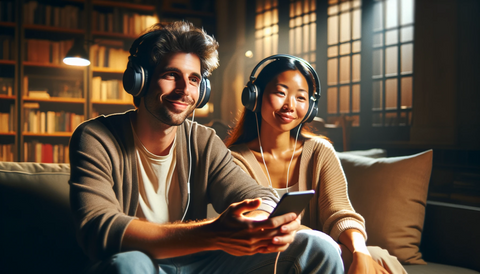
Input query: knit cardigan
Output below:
<box><xmin>69</xmin><ymin>110</ymin><xmax>278</xmax><ymax>261</ymax></box>
<box><xmin>229</xmin><ymin>137</ymin><xmax>367</xmax><ymax>242</ymax></box>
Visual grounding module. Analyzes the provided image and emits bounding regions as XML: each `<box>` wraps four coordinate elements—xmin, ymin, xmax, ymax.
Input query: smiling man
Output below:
<box><xmin>68</xmin><ymin>21</ymin><xmax>343</xmax><ymax>274</ymax></box>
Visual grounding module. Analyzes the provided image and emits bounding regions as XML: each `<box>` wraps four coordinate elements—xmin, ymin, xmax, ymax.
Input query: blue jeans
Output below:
<box><xmin>85</xmin><ymin>230</ymin><xmax>343</xmax><ymax>274</ymax></box>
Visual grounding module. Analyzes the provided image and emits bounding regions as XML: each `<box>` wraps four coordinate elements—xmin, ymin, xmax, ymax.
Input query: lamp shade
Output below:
<box><xmin>63</xmin><ymin>39</ymin><xmax>90</xmax><ymax>66</ymax></box>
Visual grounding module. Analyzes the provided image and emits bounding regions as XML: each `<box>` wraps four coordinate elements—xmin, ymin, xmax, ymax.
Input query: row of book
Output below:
<box><xmin>23</xmin><ymin>76</ymin><xmax>83</xmax><ymax>99</ymax></box>
<box><xmin>24</xmin><ymin>141</ymin><xmax>69</xmax><ymax>163</ymax></box>
<box><xmin>0</xmin><ymin>77</ymin><xmax>13</xmax><ymax>96</ymax></box>
<box><xmin>25</xmin><ymin>39</ymin><xmax>74</xmax><ymax>65</ymax></box>
<box><xmin>89</xmin><ymin>43</ymin><xmax>129</xmax><ymax>69</ymax></box>
<box><xmin>0</xmin><ymin>143</ymin><xmax>13</xmax><ymax>162</ymax></box>
<box><xmin>92</xmin><ymin>9</ymin><xmax>158</xmax><ymax>36</ymax></box>
<box><xmin>91</xmin><ymin>77</ymin><xmax>130</xmax><ymax>102</ymax></box>
<box><xmin>23</xmin><ymin>107</ymin><xmax>84</xmax><ymax>134</ymax></box>
<box><xmin>0</xmin><ymin>36</ymin><xmax>15</xmax><ymax>60</ymax></box>
<box><xmin>23</xmin><ymin>1</ymin><xmax>83</xmax><ymax>29</ymax></box>
<box><xmin>0</xmin><ymin>104</ymin><xmax>15</xmax><ymax>133</ymax></box>
<box><xmin>0</xmin><ymin>1</ymin><xmax>14</xmax><ymax>22</ymax></box>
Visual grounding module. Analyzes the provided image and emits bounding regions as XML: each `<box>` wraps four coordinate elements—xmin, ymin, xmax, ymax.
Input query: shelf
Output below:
<box><xmin>24</xmin><ymin>24</ymin><xmax>85</xmax><ymax>35</ymax></box>
<box><xmin>92</xmin><ymin>99</ymin><xmax>133</xmax><ymax>105</ymax></box>
<box><xmin>0</xmin><ymin>60</ymin><xmax>15</xmax><ymax>65</ymax></box>
<box><xmin>92</xmin><ymin>1</ymin><xmax>155</xmax><ymax>11</ymax></box>
<box><xmin>23</xmin><ymin>61</ymin><xmax>86</xmax><ymax>70</ymax></box>
<box><xmin>0</xmin><ymin>22</ymin><xmax>15</xmax><ymax>28</ymax></box>
<box><xmin>92</xmin><ymin>67</ymin><xmax>125</xmax><ymax>74</ymax></box>
<box><xmin>23</xmin><ymin>132</ymin><xmax>73</xmax><ymax>137</ymax></box>
<box><xmin>0</xmin><ymin>95</ymin><xmax>16</xmax><ymax>100</ymax></box>
<box><xmin>0</xmin><ymin>132</ymin><xmax>15</xmax><ymax>136</ymax></box>
<box><xmin>23</xmin><ymin>97</ymin><xmax>85</xmax><ymax>103</ymax></box>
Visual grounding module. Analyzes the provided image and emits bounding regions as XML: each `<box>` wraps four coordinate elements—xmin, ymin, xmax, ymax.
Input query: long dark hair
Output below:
<box><xmin>225</xmin><ymin>57</ymin><xmax>322</xmax><ymax>147</ymax></box>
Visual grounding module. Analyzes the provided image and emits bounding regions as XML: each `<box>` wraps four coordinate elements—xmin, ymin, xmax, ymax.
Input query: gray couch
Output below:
<box><xmin>0</xmin><ymin>160</ymin><xmax>479</xmax><ymax>274</ymax></box>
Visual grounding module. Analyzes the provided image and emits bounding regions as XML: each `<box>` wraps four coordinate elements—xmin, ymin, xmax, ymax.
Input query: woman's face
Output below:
<box><xmin>260</xmin><ymin>69</ymin><xmax>310</xmax><ymax>133</ymax></box>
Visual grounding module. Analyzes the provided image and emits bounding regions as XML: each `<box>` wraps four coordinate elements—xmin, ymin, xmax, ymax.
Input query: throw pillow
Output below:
<box><xmin>337</xmin><ymin>150</ymin><xmax>433</xmax><ymax>265</ymax></box>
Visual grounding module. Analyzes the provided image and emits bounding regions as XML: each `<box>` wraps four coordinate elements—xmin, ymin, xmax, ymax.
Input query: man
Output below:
<box><xmin>69</xmin><ymin>21</ymin><xmax>343</xmax><ymax>273</ymax></box>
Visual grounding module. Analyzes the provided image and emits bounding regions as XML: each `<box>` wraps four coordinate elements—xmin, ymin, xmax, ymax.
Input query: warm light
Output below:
<box><xmin>245</xmin><ymin>50</ymin><xmax>253</xmax><ymax>58</ymax></box>
<box><xmin>63</xmin><ymin>57</ymin><xmax>91</xmax><ymax>66</ymax></box>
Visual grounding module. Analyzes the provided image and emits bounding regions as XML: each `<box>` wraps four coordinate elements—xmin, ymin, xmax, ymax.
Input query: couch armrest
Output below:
<box><xmin>420</xmin><ymin>201</ymin><xmax>480</xmax><ymax>272</ymax></box>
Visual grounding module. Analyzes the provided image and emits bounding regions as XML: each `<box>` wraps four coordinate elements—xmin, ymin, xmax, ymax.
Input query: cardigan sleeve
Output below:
<box><xmin>69</xmin><ymin>116</ymin><xmax>136</xmax><ymax>261</ymax></box>
<box><xmin>308</xmin><ymin>138</ymin><xmax>367</xmax><ymax>241</ymax></box>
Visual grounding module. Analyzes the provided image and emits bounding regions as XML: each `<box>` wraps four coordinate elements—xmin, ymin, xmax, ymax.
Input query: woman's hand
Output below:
<box><xmin>348</xmin><ymin>251</ymin><xmax>389</xmax><ymax>274</ymax></box>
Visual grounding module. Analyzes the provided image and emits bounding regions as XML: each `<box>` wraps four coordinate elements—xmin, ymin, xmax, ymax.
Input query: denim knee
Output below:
<box><xmin>294</xmin><ymin>230</ymin><xmax>344</xmax><ymax>274</ymax></box>
<box><xmin>106</xmin><ymin>251</ymin><xmax>158</xmax><ymax>274</ymax></box>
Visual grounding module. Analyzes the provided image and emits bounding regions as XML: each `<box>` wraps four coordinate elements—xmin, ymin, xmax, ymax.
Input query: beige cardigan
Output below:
<box><xmin>230</xmin><ymin>137</ymin><xmax>367</xmax><ymax>242</ymax></box>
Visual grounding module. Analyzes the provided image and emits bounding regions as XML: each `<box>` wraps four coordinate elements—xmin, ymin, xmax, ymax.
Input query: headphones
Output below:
<box><xmin>123</xmin><ymin>31</ymin><xmax>211</xmax><ymax>108</ymax></box>
<box><xmin>241</xmin><ymin>54</ymin><xmax>321</xmax><ymax>123</ymax></box>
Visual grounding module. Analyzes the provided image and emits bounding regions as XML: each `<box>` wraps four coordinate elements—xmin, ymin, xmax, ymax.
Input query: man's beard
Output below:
<box><xmin>144</xmin><ymin>93</ymin><xmax>196</xmax><ymax>126</ymax></box>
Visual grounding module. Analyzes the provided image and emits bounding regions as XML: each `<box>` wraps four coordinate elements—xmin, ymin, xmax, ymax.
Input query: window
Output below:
<box><xmin>288</xmin><ymin>0</ymin><xmax>317</xmax><ymax>67</ymax></box>
<box><xmin>326</xmin><ymin>0</ymin><xmax>362</xmax><ymax>126</ymax></box>
<box><xmin>371</xmin><ymin>0</ymin><xmax>414</xmax><ymax>127</ymax></box>
<box><xmin>255</xmin><ymin>0</ymin><xmax>279</xmax><ymax>62</ymax></box>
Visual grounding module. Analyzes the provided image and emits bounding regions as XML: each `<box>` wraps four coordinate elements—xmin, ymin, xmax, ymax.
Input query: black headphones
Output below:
<box><xmin>123</xmin><ymin>31</ymin><xmax>211</xmax><ymax>108</ymax></box>
<box><xmin>241</xmin><ymin>54</ymin><xmax>321</xmax><ymax>123</ymax></box>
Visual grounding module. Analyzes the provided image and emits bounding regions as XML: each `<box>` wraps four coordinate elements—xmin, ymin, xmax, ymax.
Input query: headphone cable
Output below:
<box><xmin>181</xmin><ymin>110</ymin><xmax>195</xmax><ymax>222</ymax></box>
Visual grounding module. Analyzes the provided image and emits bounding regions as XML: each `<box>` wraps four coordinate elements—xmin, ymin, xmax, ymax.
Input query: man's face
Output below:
<box><xmin>142</xmin><ymin>52</ymin><xmax>202</xmax><ymax>126</ymax></box>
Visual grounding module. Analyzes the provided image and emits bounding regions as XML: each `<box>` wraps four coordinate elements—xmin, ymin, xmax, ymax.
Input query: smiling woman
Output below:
<box><xmin>225</xmin><ymin>55</ymin><xmax>407</xmax><ymax>274</ymax></box>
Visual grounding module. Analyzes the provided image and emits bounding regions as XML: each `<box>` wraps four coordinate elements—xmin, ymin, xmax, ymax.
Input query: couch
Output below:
<box><xmin>0</xmin><ymin>151</ymin><xmax>479</xmax><ymax>274</ymax></box>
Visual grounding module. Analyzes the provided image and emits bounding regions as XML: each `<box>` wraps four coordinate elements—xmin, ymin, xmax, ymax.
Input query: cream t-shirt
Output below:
<box><xmin>131</xmin><ymin>124</ymin><xmax>182</xmax><ymax>224</ymax></box>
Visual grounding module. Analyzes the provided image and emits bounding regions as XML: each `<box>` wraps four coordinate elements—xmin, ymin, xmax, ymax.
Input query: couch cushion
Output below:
<box><xmin>337</xmin><ymin>150</ymin><xmax>433</xmax><ymax>265</ymax></box>
<box><xmin>0</xmin><ymin>161</ymin><xmax>87</xmax><ymax>274</ymax></box>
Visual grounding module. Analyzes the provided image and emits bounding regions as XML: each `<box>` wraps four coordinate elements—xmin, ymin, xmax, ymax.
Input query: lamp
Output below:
<box><xmin>63</xmin><ymin>38</ymin><xmax>90</xmax><ymax>66</ymax></box>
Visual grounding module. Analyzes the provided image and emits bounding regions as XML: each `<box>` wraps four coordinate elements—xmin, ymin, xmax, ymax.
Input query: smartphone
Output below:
<box><xmin>269</xmin><ymin>190</ymin><xmax>315</xmax><ymax>218</ymax></box>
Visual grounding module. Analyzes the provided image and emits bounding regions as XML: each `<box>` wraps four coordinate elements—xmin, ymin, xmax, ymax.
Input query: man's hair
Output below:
<box><xmin>132</xmin><ymin>21</ymin><xmax>219</xmax><ymax>107</ymax></box>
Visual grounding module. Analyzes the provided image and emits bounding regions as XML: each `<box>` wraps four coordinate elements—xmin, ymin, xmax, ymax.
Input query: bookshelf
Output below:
<box><xmin>0</xmin><ymin>0</ymin><xmax>216</xmax><ymax>163</ymax></box>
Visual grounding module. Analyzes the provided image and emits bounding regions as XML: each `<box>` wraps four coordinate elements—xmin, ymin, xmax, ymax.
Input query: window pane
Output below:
<box><xmin>401</xmin><ymin>76</ymin><xmax>412</xmax><ymax>108</ymax></box>
<box><xmin>351</xmin><ymin>115</ymin><xmax>360</xmax><ymax>127</ymax></box>
<box><xmin>340</xmin><ymin>86</ymin><xmax>350</xmax><ymax>113</ymax></box>
<box><xmin>401</xmin><ymin>26</ymin><xmax>414</xmax><ymax>42</ymax></box>
<box><xmin>373</xmin><ymin>49</ymin><xmax>383</xmax><ymax>77</ymax></box>
<box><xmin>328</xmin><ymin>87</ymin><xmax>338</xmax><ymax>113</ymax></box>
<box><xmin>373</xmin><ymin>113</ymin><xmax>383</xmax><ymax>126</ymax></box>
<box><xmin>328</xmin><ymin>46</ymin><xmax>338</xmax><ymax>57</ymax></box>
<box><xmin>303</xmin><ymin>24</ymin><xmax>310</xmax><ymax>53</ymax></box>
<box><xmin>264</xmin><ymin>10</ymin><xmax>272</xmax><ymax>25</ymax></box>
<box><xmin>385</xmin><ymin>46</ymin><xmax>398</xmax><ymax>76</ymax></box>
<box><xmin>289</xmin><ymin>29</ymin><xmax>294</xmax><ymax>53</ymax></box>
<box><xmin>401</xmin><ymin>0</ymin><xmax>414</xmax><ymax>25</ymax></box>
<box><xmin>352</xmin><ymin>84</ymin><xmax>360</xmax><ymax>112</ymax></box>
<box><xmin>385</xmin><ymin>29</ymin><xmax>398</xmax><ymax>45</ymax></box>
<box><xmin>352</xmin><ymin>54</ymin><xmax>361</xmax><ymax>82</ymax></box>
<box><xmin>352</xmin><ymin>9</ymin><xmax>361</xmax><ymax>40</ymax></box>
<box><xmin>310</xmin><ymin>23</ymin><xmax>316</xmax><ymax>51</ymax></box>
<box><xmin>272</xmin><ymin>34</ymin><xmax>278</xmax><ymax>54</ymax></box>
<box><xmin>385</xmin><ymin>112</ymin><xmax>397</xmax><ymax>126</ymax></box>
<box><xmin>339</xmin><ymin>43</ymin><xmax>351</xmax><ymax>55</ymax></box>
<box><xmin>385</xmin><ymin>78</ymin><xmax>397</xmax><ymax>109</ymax></box>
<box><xmin>328</xmin><ymin>16</ymin><xmax>338</xmax><ymax>45</ymax></box>
<box><xmin>373</xmin><ymin>80</ymin><xmax>383</xmax><ymax>110</ymax></box>
<box><xmin>373</xmin><ymin>33</ymin><xmax>383</xmax><ymax>47</ymax></box>
<box><xmin>328</xmin><ymin>59</ymin><xmax>338</xmax><ymax>85</ymax></box>
<box><xmin>328</xmin><ymin>5</ymin><xmax>338</xmax><ymax>15</ymax></box>
<box><xmin>352</xmin><ymin>40</ymin><xmax>361</xmax><ymax>52</ymax></box>
<box><xmin>401</xmin><ymin>43</ymin><xmax>413</xmax><ymax>74</ymax></box>
<box><xmin>373</xmin><ymin>1</ymin><xmax>383</xmax><ymax>31</ymax></box>
<box><xmin>340</xmin><ymin>56</ymin><xmax>351</xmax><ymax>83</ymax></box>
<box><xmin>340</xmin><ymin>12</ymin><xmax>351</xmax><ymax>43</ymax></box>
<box><xmin>385</xmin><ymin>0</ymin><xmax>398</xmax><ymax>29</ymax></box>
<box><xmin>256</xmin><ymin>14</ymin><xmax>264</xmax><ymax>29</ymax></box>
<box><xmin>295</xmin><ymin>27</ymin><xmax>302</xmax><ymax>54</ymax></box>
<box><xmin>264</xmin><ymin>35</ymin><xmax>272</xmax><ymax>57</ymax></box>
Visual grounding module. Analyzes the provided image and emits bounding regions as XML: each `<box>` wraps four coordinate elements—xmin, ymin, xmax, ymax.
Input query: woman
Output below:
<box><xmin>225</xmin><ymin>55</ymin><xmax>406</xmax><ymax>274</ymax></box>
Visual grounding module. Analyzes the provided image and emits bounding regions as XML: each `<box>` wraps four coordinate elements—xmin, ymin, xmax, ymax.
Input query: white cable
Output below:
<box><xmin>181</xmin><ymin>110</ymin><xmax>195</xmax><ymax>222</ymax></box>
<box><xmin>285</xmin><ymin>124</ymin><xmax>302</xmax><ymax>193</ymax></box>
<box><xmin>255</xmin><ymin>113</ymin><xmax>273</xmax><ymax>188</ymax></box>
<box><xmin>274</xmin><ymin>251</ymin><xmax>281</xmax><ymax>274</ymax></box>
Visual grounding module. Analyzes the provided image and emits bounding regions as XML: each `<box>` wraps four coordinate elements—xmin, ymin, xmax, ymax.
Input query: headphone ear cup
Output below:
<box><xmin>197</xmin><ymin>78</ymin><xmax>211</xmax><ymax>108</ymax></box>
<box><xmin>241</xmin><ymin>82</ymin><xmax>259</xmax><ymax>112</ymax></box>
<box><xmin>303</xmin><ymin>99</ymin><xmax>319</xmax><ymax>123</ymax></box>
<box><xmin>123</xmin><ymin>57</ymin><xmax>147</xmax><ymax>97</ymax></box>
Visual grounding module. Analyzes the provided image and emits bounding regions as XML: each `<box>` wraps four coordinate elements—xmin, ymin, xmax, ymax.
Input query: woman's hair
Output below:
<box><xmin>225</xmin><ymin>57</ymin><xmax>324</xmax><ymax>147</ymax></box>
<box><xmin>132</xmin><ymin>21</ymin><xmax>219</xmax><ymax>107</ymax></box>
